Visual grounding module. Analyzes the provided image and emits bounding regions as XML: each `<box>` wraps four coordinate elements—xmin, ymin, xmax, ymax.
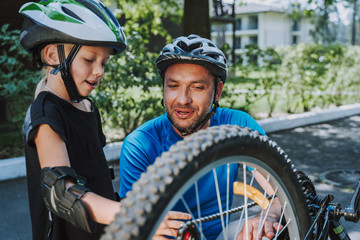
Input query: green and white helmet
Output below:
<box><xmin>19</xmin><ymin>0</ymin><xmax>127</xmax><ymax>55</ymax></box>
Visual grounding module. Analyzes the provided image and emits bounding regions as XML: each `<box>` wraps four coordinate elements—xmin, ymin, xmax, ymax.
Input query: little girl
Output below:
<box><xmin>20</xmin><ymin>0</ymin><xmax>127</xmax><ymax>239</ymax></box>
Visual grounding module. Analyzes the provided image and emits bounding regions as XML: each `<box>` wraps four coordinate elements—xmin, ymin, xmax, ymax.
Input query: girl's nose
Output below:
<box><xmin>93</xmin><ymin>63</ymin><xmax>104</xmax><ymax>77</ymax></box>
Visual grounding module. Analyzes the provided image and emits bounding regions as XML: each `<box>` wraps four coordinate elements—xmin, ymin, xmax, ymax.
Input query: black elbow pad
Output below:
<box><xmin>40</xmin><ymin>167</ymin><xmax>95</xmax><ymax>233</ymax></box>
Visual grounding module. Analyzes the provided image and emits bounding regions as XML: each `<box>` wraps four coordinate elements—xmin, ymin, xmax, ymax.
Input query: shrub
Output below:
<box><xmin>92</xmin><ymin>0</ymin><xmax>181</xmax><ymax>139</ymax></box>
<box><xmin>0</xmin><ymin>24</ymin><xmax>39</xmax><ymax>128</ymax></box>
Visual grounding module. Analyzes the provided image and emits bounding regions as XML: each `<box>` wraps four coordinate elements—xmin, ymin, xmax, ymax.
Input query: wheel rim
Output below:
<box><xmin>102</xmin><ymin>126</ymin><xmax>311</xmax><ymax>240</ymax></box>
<box><xmin>147</xmin><ymin>155</ymin><xmax>302</xmax><ymax>240</ymax></box>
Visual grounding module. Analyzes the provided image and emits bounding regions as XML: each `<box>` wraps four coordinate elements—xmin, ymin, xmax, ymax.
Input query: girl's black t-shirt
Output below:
<box><xmin>23</xmin><ymin>91</ymin><xmax>115</xmax><ymax>240</ymax></box>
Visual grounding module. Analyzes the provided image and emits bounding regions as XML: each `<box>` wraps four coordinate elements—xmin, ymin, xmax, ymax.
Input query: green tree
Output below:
<box><xmin>304</xmin><ymin>0</ymin><xmax>338</xmax><ymax>43</ymax></box>
<box><xmin>277</xmin><ymin>43</ymin><xmax>345</xmax><ymax>112</ymax></box>
<box><xmin>93</xmin><ymin>0</ymin><xmax>182</xmax><ymax>138</ymax></box>
<box><xmin>0</xmin><ymin>24</ymin><xmax>39</xmax><ymax>127</ymax></box>
<box><xmin>0</xmin><ymin>24</ymin><xmax>39</xmax><ymax>158</ymax></box>
<box><xmin>183</xmin><ymin>0</ymin><xmax>210</xmax><ymax>38</ymax></box>
<box><xmin>344</xmin><ymin>0</ymin><xmax>359</xmax><ymax>45</ymax></box>
<box><xmin>302</xmin><ymin>0</ymin><xmax>360</xmax><ymax>44</ymax></box>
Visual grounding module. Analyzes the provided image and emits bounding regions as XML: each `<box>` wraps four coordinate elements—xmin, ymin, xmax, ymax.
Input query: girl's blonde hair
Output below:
<box><xmin>34</xmin><ymin>49</ymin><xmax>50</xmax><ymax>98</ymax></box>
<box><xmin>34</xmin><ymin>75</ymin><xmax>47</xmax><ymax>99</ymax></box>
<box><xmin>34</xmin><ymin>43</ymin><xmax>75</xmax><ymax>99</ymax></box>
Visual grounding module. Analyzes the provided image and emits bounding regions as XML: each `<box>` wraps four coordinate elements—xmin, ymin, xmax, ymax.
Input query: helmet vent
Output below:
<box><xmin>189</xmin><ymin>42</ymin><xmax>202</xmax><ymax>51</ymax></box>
<box><xmin>207</xmin><ymin>54</ymin><xmax>218</xmax><ymax>60</ymax></box>
<box><xmin>102</xmin><ymin>4</ymin><xmax>121</xmax><ymax>28</ymax></box>
<box><xmin>76</xmin><ymin>0</ymin><xmax>108</xmax><ymax>25</ymax></box>
<box><xmin>61</xmin><ymin>6</ymin><xmax>84</xmax><ymax>22</ymax></box>
<box><xmin>176</xmin><ymin>41</ymin><xmax>186</xmax><ymax>50</ymax></box>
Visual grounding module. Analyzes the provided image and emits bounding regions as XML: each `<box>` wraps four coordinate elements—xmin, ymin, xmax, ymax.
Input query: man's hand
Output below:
<box><xmin>235</xmin><ymin>171</ymin><xmax>283</xmax><ymax>239</ymax></box>
<box><xmin>237</xmin><ymin>194</ymin><xmax>283</xmax><ymax>240</ymax></box>
<box><xmin>236</xmin><ymin>214</ymin><xmax>283</xmax><ymax>240</ymax></box>
<box><xmin>153</xmin><ymin>211</ymin><xmax>191</xmax><ymax>240</ymax></box>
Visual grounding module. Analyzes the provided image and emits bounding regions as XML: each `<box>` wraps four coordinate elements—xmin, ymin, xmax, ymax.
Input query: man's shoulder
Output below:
<box><xmin>124</xmin><ymin>114</ymin><xmax>168</xmax><ymax>142</ymax></box>
<box><xmin>134</xmin><ymin>113</ymin><xmax>168</xmax><ymax>132</ymax></box>
<box><xmin>216</xmin><ymin>107</ymin><xmax>253</xmax><ymax>120</ymax></box>
<box><xmin>215</xmin><ymin>107</ymin><xmax>265</xmax><ymax>134</ymax></box>
<box><xmin>120</xmin><ymin>114</ymin><xmax>171</xmax><ymax>163</ymax></box>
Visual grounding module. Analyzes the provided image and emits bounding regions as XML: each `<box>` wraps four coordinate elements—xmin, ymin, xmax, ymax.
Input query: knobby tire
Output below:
<box><xmin>101</xmin><ymin>125</ymin><xmax>312</xmax><ymax>240</ymax></box>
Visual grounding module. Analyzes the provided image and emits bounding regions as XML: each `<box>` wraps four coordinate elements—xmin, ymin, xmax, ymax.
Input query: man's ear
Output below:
<box><xmin>215</xmin><ymin>80</ymin><xmax>224</xmax><ymax>102</ymax></box>
<box><xmin>42</xmin><ymin>44</ymin><xmax>59</xmax><ymax>65</ymax></box>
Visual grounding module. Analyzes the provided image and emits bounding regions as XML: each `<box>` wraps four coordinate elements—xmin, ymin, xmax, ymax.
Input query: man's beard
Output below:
<box><xmin>165</xmin><ymin>102</ymin><xmax>213</xmax><ymax>134</ymax></box>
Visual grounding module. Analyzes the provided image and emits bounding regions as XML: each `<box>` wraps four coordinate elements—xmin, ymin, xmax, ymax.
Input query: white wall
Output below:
<box><xmin>260</xmin><ymin>12</ymin><xmax>290</xmax><ymax>47</ymax></box>
<box><xmin>298</xmin><ymin>18</ymin><xmax>314</xmax><ymax>43</ymax></box>
<box><xmin>211</xmin><ymin>9</ymin><xmax>314</xmax><ymax>54</ymax></box>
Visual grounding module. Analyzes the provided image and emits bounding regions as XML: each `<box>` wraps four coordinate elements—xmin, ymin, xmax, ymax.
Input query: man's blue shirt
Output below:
<box><xmin>119</xmin><ymin>107</ymin><xmax>265</xmax><ymax>239</ymax></box>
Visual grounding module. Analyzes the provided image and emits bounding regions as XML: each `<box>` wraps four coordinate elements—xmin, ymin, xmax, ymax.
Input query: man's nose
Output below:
<box><xmin>177</xmin><ymin>87</ymin><xmax>192</xmax><ymax>105</ymax></box>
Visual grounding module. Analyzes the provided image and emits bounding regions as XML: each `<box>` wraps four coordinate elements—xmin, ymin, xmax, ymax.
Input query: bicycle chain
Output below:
<box><xmin>179</xmin><ymin>195</ymin><xmax>274</xmax><ymax>234</ymax></box>
<box><xmin>296</xmin><ymin>170</ymin><xmax>320</xmax><ymax>217</ymax></box>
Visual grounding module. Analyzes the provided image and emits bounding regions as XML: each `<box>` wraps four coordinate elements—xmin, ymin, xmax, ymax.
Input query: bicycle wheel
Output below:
<box><xmin>102</xmin><ymin>125</ymin><xmax>312</xmax><ymax>240</ymax></box>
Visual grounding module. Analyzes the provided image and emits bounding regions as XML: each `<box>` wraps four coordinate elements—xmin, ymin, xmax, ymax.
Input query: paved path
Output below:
<box><xmin>1</xmin><ymin>115</ymin><xmax>360</xmax><ymax>239</ymax></box>
<box><xmin>269</xmin><ymin>115</ymin><xmax>360</xmax><ymax>239</ymax></box>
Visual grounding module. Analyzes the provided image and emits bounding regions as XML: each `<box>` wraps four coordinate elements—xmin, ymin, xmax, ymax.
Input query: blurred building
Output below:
<box><xmin>211</xmin><ymin>3</ymin><xmax>314</xmax><ymax>63</ymax></box>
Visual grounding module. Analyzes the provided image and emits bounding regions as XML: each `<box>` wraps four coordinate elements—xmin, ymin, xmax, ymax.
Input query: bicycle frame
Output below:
<box><xmin>304</xmin><ymin>180</ymin><xmax>360</xmax><ymax>240</ymax></box>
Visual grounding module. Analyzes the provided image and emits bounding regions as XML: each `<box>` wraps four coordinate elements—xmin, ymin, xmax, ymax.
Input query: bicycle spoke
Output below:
<box><xmin>194</xmin><ymin>181</ymin><xmax>203</xmax><ymax>239</ymax></box>
<box><xmin>238</xmin><ymin>167</ymin><xmax>257</xmax><ymax>240</ymax></box>
<box><xmin>232</xmin><ymin>166</ymin><xmax>258</xmax><ymax>240</ymax></box>
<box><xmin>243</xmin><ymin>164</ymin><xmax>249</xmax><ymax>240</ymax></box>
<box><xmin>249</xmin><ymin>168</ymin><xmax>256</xmax><ymax>186</ymax></box>
<box><xmin>180</xmin><ymin>196</ymin><xmax>207</xmax><ymax>240</ymax></box>
<box><xmin>226</xmin><ymin>163</ymin><xmax>230</xmax><ymax>240</ymax></box>
<box><xmin>273</xmin><ymin>201</ymin><xmax>287</xmax><ymax>239</ymax></box>
<box><xmin>233</xmin><ymin>206</ymin><xmax>245</xmax><ymax>240</ymax></box>
<box><xmin>213</xmin><ymin>169</ymin><xmax>227</xmax><ymax>240</ymax></box>
<box><xmin>255</xmin><ymin>175</ymin><xmax>270</xmax><ymax>240</ymax></box>
<box><xmin>275</xmin><ymin>217</ymin><xmax>291</xmax><ymax>239</ymax></box>
<box><xmin>257</xmin><ymin>188</ymin><xmax>278</xmax><ymax>240</ymax></box>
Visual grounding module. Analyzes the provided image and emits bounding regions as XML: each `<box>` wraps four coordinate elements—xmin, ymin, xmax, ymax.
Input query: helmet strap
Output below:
<box><xmin>46</xmin><ymin>44</ymin><xmax>83</xmax><ymax>103</ymax></box>
<box><xmin>176</xmin><ymin>100</ymin><xmax>219</xmax><ymax>137</ymax></box>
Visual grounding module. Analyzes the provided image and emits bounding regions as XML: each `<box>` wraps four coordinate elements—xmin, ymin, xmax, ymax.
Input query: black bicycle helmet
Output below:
<box><xmin>19</xmin><ymin>0</ymin><xmax>126</xmax><ymax>55</ymax></box>
<box><xmin>156</xmin><ymin>34</ymin><xmax>227</xmax><ymax>83</ymax></box>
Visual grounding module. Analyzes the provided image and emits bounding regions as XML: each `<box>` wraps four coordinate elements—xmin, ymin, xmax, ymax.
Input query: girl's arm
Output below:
<box><xmin>35</xmin><ymin>124</ymin><xmax>121</xmax><ymax>225</ymax></box>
